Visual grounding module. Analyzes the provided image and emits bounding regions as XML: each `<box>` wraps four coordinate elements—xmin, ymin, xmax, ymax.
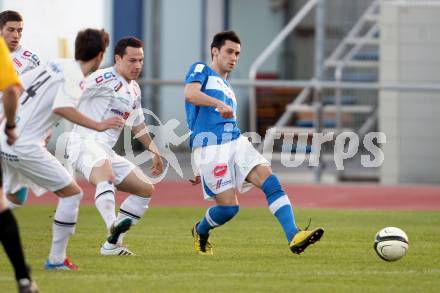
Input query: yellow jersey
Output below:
<box><xmin>0</xmin><ymin>37</ymin><xmax>21</xmax><ymax>91</ymax></box>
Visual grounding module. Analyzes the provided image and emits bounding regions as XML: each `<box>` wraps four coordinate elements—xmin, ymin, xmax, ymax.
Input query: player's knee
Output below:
<box><xmin>6</xmin><ymin>193</ymin><xmax>24</xmax><ymax>209</ymax></box>
<box><xmin>15</xmin><ymin>187</ymin><xmax>29</xmax><ymax>205</ymax></box>
<box><xmin>140</xmin><ymin>184</ymin><xmax>155</xmax><ymax>197</ymax></box>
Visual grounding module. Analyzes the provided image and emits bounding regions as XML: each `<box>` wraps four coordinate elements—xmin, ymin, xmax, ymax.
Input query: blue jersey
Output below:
<box><xmin>184</xmin><ymin>62</ymin><xmax>240</xmax><ymax>148</ymax></box>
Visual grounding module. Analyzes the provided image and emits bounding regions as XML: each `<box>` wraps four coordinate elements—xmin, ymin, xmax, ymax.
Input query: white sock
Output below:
<box><xmin>49</xmin><ymin>192</ymin><xmax>82</xmax><ymax>264</ymax></box>
<box><xmin>7</xmin><ymin>199</ymin><xmax>22</xmax><ymax>209</ymax></box>
<box><xmin>116</xmin><ymin>195</ymin><xmax>151</xmax><ymax>244</ymax></box>
<box><xmin>95</xmin><ymin>181</ymin><xmax>116</xmax><ymax>231</ymax></box>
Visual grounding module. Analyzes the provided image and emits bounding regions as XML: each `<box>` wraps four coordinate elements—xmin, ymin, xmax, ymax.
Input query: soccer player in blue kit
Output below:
<box><xmin>184</xmin><ymin>30</ymin><xmax>324</xmax><ymax>255</ymax></box>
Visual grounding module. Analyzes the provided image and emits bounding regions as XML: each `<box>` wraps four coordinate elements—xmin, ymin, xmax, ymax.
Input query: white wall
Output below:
<box><xmin>379</xmin><ymin>0</ymin><xmax>440</xmax><ymax>184</ymax></box>
<box><xmin>159</xmin><ymin>0</ymin><xmax>202</xmax><ymax>137</ymax></box>
<box><xmin>1</xmin><ymin>0</ymin><xmax>110</xmax><ymax>64</ymax></box>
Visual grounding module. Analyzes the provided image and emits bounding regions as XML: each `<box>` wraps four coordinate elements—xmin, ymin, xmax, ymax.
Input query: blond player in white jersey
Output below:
<box><xmin>0</xmin><ymin>28</ymin><xmax>125</xmax><ymax>270</ymax></box>
<box><xmin>0</xmin><ymin>10</ymin><xmax>40</xmax><ymax>209</ymax></box>
<box><xmin>66</xmin><ymin>36</ymin><xmax>163</xmax><ymax>256</ymax></box>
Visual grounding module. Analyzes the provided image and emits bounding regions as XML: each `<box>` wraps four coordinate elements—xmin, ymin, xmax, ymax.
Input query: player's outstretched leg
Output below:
<box><xmin>261</xmin><ymin>174</ymin><xmax>324</xmax><ymax>254</ymax></box>
<box><xmin>191</xmin><ymin>205</ymin><xmax>239</xmax><ymax>255</ymax></box>
<box><xmin>45</xmin><ymin>191</ymin><xmax>82</xmax><ymax>270</ymax></box>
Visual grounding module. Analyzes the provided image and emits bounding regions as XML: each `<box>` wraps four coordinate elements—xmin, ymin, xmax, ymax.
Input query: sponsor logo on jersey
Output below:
<box><xmin>22</xmin><ymin>50</ymin><xmax>40</xmax><ymax>64</ymax></box>
<box><xmin>213</xmin><ymin>164</ymin><xmax>228</xmax><ymax>177</ymax></box>
<box><xmin>111</xmin><ymin>108</ymin><xmax>130</xmax><ymax>120</ymax></box>
<box><xmin>116</xmin><ymin>96</ymin><xmax>130</xmax><ymax>105</ymax></box>
<box><xmin>194</xmin><ymin>63</ymin><xmax>205</xmax><ymax>73</ymax></box>
<box><xmin>111</xmin><ymin>108</ymin><xmax>124</xmax><ymax>116</ymax></box>
<box><xmin>215</xmin><ymin>178</ymin><xmax>232</xmax><ymax>189</ymax></box>
<box><xmin>13</xmin><ymin>58</ymin><xmax>22</xmax><ymax>67</ymax></box>
<box><xmin>95</xmin><ymin>71</ymin><xmax>116</xmax><ymax>84</ymax></box>
<box><xmin>114</xmin><ymin>81</ymin><xmax>123</xmax><ymax>92</ymax></box>
<box><xmin>49</xmin><ymin>62</ymin><xmax>61</xmax><ymax>73</ymax></box>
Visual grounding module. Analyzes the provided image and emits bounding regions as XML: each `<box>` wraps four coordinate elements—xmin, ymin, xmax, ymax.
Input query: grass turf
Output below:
<box><xmin>1</xmin><ymin>206</ymin><xmax>439</xmax><ymax>292</ymax></box>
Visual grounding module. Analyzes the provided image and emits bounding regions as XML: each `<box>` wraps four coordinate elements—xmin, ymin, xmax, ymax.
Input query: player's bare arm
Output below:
<box><xmin>184</xmin><ymin>82</ymin><xmax>234</xmax><ymax>118</ymax></box>
<box><xmin>132</xmin><ymin>122</ymin><xmax>164</xmax><ymax>176</ymax></box>
<box><xmin>53</xmin><ymin>107</ymin><xmax>124</xmax><ymax>132</ymax></box>
<box><xmin>3</xmin><ymin>84</ymin><xmax>22</xmax><ymax>145</ymax></box>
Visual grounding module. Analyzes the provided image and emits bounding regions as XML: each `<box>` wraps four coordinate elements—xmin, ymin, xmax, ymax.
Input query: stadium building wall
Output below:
<box><xmin>379</xmin><ymin>0</ymin><xmax>440</xmax><ymax>184</ymax></box>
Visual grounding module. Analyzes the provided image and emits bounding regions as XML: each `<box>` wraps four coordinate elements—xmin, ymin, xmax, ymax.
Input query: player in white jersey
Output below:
<box><xmin>0</xmin><ymin>28</ymin><xmax>125</xmax><ymax>270</ymax></box>
<box><xmin>0</xmin><ymin>10</ymin><xmax>40</xmax><ymax>118</ymax></box>
<box><xmin>0</xmin><ymin>10</ymin><xmax>40</xmax><ymax>76</ymax></box>
<box><xmin>0</xmin><ymin>10</ymin><xmax>41</xmax><ymax>209</ymax></box>
<box><xmin>67</xmin><ymin>36</ymin><xmax>163</xmax><ymax>256</ymax></box>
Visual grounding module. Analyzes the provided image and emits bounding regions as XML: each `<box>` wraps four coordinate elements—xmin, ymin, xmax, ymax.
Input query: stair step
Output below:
<box><xmin>324</xmin><ymin>95</ymin><xmax>357</xmax><ymax>105</ymax></box>
<box><xmin>346</xmin><ymin>37</ymin><xmax>379</xmax><ymax>45</ymax></box>
<box><xmin>340</xmin><ymin>73</ymin><xmax>377</xmax><ymax>82</ymax></box>
<box><xmin>325</xmin><ymin>60</ymin><xmax>379</xmax><ymax>68</ymax></box>
<box><xmin>296</xmin><ymin>119</ymin><xmax>336</xmax><ymax>128</ymax></box>
<box><xmin>364</xmin><ymin>14</ymin><xmax>379</xmax><ymax>22</ymax></box>
<box><xmin>353</xmin><ymin>51</ymin><xmax>379</xmax><ymax>61</ymax></box>
<box><xmin>273</xmin><ymin>126</ymin><xmax>353</xmax><ymax>135</ymax></box>
<box><xmin>286</xmin><ymin>104</ymin><xmax>373</xmax><ymax>113</ymax></box>
<box><xmin>286</xmin><ymin>144</ymin><xmax>313</xmax><ymax>154</ymax></box>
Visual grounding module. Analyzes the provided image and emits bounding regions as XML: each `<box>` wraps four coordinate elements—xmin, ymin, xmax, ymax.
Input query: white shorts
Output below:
<box><xmin>67</xmin><ymin>138</ymin><xmax>136</xmax><ymax>185</ymax></box>
<box><xmin>192</xmin><ymin>135</ymin><xmax>270</xmax><ymax>200</ymax></box>
<box><xmin>0</xmin><ymin>144</ymin><xmax>73</xmax><ymax>196</ymax></box>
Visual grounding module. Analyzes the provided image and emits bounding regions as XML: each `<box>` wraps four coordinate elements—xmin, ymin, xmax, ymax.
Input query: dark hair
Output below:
<box><xmin>114</xmin><ymin>36</ymin><xmax>143</xmax><ymax>57</ymax></box>
<box><xmin>0</xmin><ymin>10</ymin><xmax>23</xmax><ymax>29</ymax></box>
<box><xmin>210</xmin><ymin>30</ymin><xmax>241</xmax><ymax>57</ymax></box>
<box><xmin>74</xmin><ymin>28</ymin><xmax>109</xmax><ymax>62</ymax></box>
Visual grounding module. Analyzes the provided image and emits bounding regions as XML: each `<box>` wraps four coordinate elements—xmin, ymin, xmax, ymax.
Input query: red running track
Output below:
<box><xmin>25</xmin><ymin>180</ymin><xmax>440</xmax><ymax>211</ymax></box>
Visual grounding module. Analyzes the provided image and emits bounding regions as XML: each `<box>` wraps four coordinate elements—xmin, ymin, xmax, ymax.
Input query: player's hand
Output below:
<box><xmin>5</xmin><ymin>127</ymin><xmax>17</xmax><ymax>145</ymax></box>
<box><xmin>216</xmin><ymin>103</ymin><xmax>234</xmax><ymax>118</ymax></box>
<box><xmin>97</xmin><ymin>116</ymin><xmax>125</xmax><ymax>131</ymax></box>
<box><xmin>150</xmin><ymin>154</ymin><xmax>164</xmax><ymax>176</ymax></box>
<box><xmin>189</xmin><ymin>176</ymin><xmax>201</xmax><ymax>185</ymax></box>
<box><xmin>44</xmin><ymin>133</ymin><xmax>52</xmax><ymax>146</ymax></box>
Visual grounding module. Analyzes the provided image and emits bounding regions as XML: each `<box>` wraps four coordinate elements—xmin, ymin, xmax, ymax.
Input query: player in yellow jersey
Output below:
<box><xmin>0</xmin><ymin>36</ymin><xmax>38</xmax><ymax>293</ymax></box>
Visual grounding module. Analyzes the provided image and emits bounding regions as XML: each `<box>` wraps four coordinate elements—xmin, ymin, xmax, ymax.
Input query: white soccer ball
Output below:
<box><xmin>374</xmin><ymin>227</ymin><xmax>409</xmax><ymax>261</ymax></box>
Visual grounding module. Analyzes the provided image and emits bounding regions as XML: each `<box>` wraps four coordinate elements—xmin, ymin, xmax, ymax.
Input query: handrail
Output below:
<box><xmin>247</xmin><ymin>0</ymin><xmax>318</xmax><ymax>133</ymax></box>
<box><xmin>138</xmin><ymin>78</ymin><xmax>440</xmax><ymax>92</ymax></box>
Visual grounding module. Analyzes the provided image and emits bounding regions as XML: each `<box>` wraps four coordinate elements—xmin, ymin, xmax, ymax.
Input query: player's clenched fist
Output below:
<box><xmin>216</xmin><ymin>102</ymin><xmax>234</xmax><ymax>118</ymax></box>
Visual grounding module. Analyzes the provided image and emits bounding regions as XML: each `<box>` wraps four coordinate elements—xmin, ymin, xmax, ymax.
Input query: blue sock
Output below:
<box><xmin>262</xmin><ymin>175</ymin><xmax>298</xmax><ymax>242</ymax></box>
<box><xmin>196</xmin><ymin>205</ymin><xmax>240</xmax><ymax>235</ymax></box>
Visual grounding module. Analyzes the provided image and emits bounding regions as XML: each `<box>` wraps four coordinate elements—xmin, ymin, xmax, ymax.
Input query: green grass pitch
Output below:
<box><xmin>1</xmin><ymin>206</ymin><xmax>440</xmax><ymax>292</ymax></box>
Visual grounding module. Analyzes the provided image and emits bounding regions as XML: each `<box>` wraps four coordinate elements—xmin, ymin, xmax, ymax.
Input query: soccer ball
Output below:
<box><xmin>374</xmin><ymin>227</ymin><xmax>409</xmax><ymax>261</ymax></box>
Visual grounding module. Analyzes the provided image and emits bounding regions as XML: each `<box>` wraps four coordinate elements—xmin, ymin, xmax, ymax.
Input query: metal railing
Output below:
<box><xmin>138</xmin><ymin>78</ymin><xmax>440</xmax><ymax>92</ymax></box>
<box><xmin>247</xmin><ymin>0</ymin><xmax>319</xmax><ymax>133</ymax></box>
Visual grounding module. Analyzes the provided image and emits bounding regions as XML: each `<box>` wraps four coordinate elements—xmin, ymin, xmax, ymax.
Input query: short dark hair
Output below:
<box><xmin>114</xmin><ymin>36</ymin><xmax>143</xmax><ymax>57</ymax></box>
<box><xmin>0</xmin><ymin>10</ymin><xmax>23</xmax><ymax>29</ymax></box>
<box><xmin>210</xmin><ymin>30</ymin><xmax>241</xmax><ymax>54</ymax></box>
<box><xmin>74</xmin><ymin>28</ymin><xmax>109</xmax><ymax>62</ymax></box>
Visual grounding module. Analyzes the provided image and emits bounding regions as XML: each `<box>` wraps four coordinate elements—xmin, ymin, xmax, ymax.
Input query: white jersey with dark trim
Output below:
<box><xmin>11</xmin><ymin>45</ymin><xmax>40</xmax><ymax>75</ymax></box>
<box><xmin>72</xmin><ymin>66</ymin><xmax>144</xmax><ymax>148</ymax></box>
<box><xmin>0</xmin><ymin>59</ymin><xmax>84</xmax><ymax>148</ymax></box>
